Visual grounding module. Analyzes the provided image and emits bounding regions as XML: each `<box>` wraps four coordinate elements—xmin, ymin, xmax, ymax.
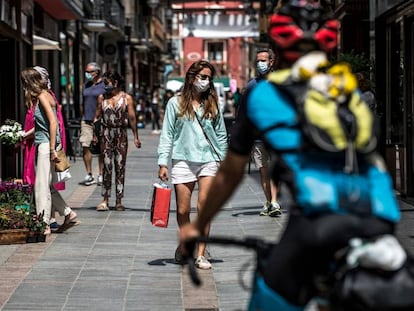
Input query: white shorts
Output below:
<box><xmin>171</xmin><ymin>160</ymin><xmax>219</xmax><ymax>184</ymax></box>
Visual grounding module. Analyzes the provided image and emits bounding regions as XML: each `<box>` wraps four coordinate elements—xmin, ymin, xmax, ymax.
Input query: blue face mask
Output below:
<box><xmin>85</xmin><ymin>72</ymin><xmax>93</xmax><ymax>81</ymax></box>
<box><xmin>256</xmin><ymin>61</ymin><xmax>269</xmax><ymax>75</ymax></box>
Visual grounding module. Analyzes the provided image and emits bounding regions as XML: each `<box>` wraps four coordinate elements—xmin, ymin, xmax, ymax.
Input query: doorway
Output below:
<box><xmin>384</xmin><ymin>13</ymin><xmax>414</xmax><ymax>197</ymax></box>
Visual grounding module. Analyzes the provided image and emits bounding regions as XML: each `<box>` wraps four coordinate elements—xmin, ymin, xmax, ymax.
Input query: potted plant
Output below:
<box><xmin>0</xmin><ymin>180</ymin><xmax>32</xmax><ymax>211</ymax></box>
<box><xmin>0</xmin><ymin>179</ymin><xmax>46</xmax><ymax>243</ymax></box>
<box><xmin>0</xmin><ymin>206</ymin><xmax>30</xmax><ymax>244</ymax></box>
<box><xmin>26</xmin><ymin>210</ymin><xmax>46</xmax><ymax>243</ymax></box>
<box><xmin>0</xmin><ymin>119</ymin><xmax>24</xmax><ymax>145</ymax></box>
<box><xmin>0</xmin><ymin>119</ymin><xmax>24</xmax><ymax>157</ymax></box>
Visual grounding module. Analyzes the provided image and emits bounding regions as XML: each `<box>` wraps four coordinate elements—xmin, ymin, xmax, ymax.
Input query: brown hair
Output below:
<box><xmin>355</xmin><ymin>72</ymin><xmax>371</xmax><ymax>92</ymax></box>
<box><xmin>179</xmin><ymin>59</ymin><xmax>219</xmax><ymax>120</ymax></box>
<box><xmin>21</xmin><ymin>68</ymin><xmax>48</xmax><ymax>109</ymax></box>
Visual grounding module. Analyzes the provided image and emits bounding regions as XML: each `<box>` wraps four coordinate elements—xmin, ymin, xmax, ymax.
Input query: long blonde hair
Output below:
<box><xmin>179</xmin><ymin>60</ymin><xmax>219</xmax><ymax>120</ymax></box>
<box><xmin>21</xmin><ymin>68</ymin><xmax>49</xmax><ymax>109</ymax></box>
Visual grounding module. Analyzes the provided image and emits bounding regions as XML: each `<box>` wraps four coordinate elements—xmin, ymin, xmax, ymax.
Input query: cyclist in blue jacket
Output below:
<box><xmin>180</xmin><ymin>0</ymin><xmax>401</xmax><ymax>310</ymax></box>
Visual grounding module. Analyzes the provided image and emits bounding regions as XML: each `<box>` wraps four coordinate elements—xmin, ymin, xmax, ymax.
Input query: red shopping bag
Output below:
<box><xmin>150</xmin><ymin>183</ymin><xmax>171</xmax><ymax>228</ymax></box>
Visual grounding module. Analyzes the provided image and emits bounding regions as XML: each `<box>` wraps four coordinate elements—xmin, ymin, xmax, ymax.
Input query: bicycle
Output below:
<box><xmin>185</xmin><ymin>235</ymin><xmax>414</xmax><ymax>311</ymax></box>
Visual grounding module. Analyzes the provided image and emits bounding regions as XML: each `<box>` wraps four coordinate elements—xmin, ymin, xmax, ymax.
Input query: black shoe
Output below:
<box><xmin>175</xmin><ymin>246</ymin><xmax>186</xmax><ymax>265</ymax></box>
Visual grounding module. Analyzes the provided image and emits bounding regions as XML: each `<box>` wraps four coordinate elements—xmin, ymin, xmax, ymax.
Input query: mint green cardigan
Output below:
<box><xmin>157</xmin><ymin>95</ymin><xmax>228</xmax><ymax>167</ymax></box>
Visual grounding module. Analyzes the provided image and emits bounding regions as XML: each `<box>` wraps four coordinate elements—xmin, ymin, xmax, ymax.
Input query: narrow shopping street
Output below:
<box><xmin>0</xmin><ymin>126</ymin><xmax>413</xmax><ymax>310</ymax></box>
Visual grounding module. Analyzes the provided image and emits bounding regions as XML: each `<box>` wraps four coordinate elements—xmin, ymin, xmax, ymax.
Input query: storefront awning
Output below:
<box><xmin>34</xmin><ymin>0</ymin><xmax>83</xmax><ymax>20</ymax></box>
<box><xmin>33</xmin><ymin>35</ymin><xmax>61</xmax><ymax>51</ymax></box>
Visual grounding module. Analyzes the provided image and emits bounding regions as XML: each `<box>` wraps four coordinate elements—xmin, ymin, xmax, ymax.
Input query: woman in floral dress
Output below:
<box><xmin>93</xmin><ymin>71</ymin><xmax>141</xmax><ymax>211</ymax></box>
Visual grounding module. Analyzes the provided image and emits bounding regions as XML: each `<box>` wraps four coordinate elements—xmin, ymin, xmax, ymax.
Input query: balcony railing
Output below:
<box><xmin>90</xmin><ymin>0</ymin><xmax>125</xmax><ymax>29</ymax></box>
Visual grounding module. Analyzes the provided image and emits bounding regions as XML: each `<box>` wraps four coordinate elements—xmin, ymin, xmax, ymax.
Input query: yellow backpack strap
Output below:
<box><xmin>267</xmin><ymin>69</ymin><xmax>292</xmax><ymax>85</ymax></box>
<box><xmin>304</xmin><ymin>90</ymin><xmax>348</xmax><ymax>151</ymax></box>
<box><xmin>348</xmin><ymin>91</ymin><xmax>376</xmax><ymax>152</ymax></box>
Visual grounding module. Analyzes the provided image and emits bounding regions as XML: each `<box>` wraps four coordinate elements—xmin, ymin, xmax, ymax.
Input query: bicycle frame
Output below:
<box><xmin>186</xmin><ymin>236</ymin><xmax>305</xmax><ymax>311</ymax></box>
<box><xmin>186</xmin><ymin>235</ymin><xmax>414</xmax><ymax>311</ymax></box>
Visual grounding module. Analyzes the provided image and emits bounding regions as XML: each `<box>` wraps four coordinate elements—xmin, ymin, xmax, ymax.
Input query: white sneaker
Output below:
<box><xmin>259</xmin><ymin>202</ymin><xmax>271</xmax><ymax>216</ymax></box>
<box><xmin>195</xmin><ymin>256</ymin><xmax>212</xmax><ymax>270</ymax></box>
<box><xmin>83</xmin><ymin>174</ymin><xmax>95</xmax><ymax>186</ymax></box>
<box><xmin>268</xmin><ymin>201</ymin><xmax>282</xmax><ymax>217</ymax></box>
<box><xmin>97</xmin><ymin>175</ymin><xmax>103</xmax><ymax>185</ymax></box>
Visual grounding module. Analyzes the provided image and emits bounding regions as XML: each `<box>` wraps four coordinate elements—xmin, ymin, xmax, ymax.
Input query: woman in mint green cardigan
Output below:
<box><xmin>157</xmin><ymin>60</ymin><xmax>228</xmax><ymax>270</ymax></box>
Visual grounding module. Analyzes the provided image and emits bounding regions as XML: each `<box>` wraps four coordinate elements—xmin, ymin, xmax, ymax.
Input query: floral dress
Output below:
<box><xmin>100</xmin><ymin>93</ymin><xmax>129</xmax><ymax>200</ymax></box>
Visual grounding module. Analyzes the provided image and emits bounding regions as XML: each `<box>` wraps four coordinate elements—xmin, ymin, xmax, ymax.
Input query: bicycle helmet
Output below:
<box><xmin>268</xmin><ymin>0</ymin><xmax>338</xmax><ymax>62</ymax></box>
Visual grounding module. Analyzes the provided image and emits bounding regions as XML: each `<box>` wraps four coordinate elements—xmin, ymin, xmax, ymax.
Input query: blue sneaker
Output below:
<box><xmin>50</xmin><ymin>221</ymin><xmax>61</xmax><ymax>232</ymax></box>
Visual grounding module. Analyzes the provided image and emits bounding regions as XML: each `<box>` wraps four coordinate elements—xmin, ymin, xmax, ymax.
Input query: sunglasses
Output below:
<box><xmin>197</xmin><ymin>74</ymin><xmax>212</xmax><ymax>81</ymax></box>
<box><xmin>85</xmin><ymin>70</ymin><xmax>95</xmax><ymax>73</ymax></box>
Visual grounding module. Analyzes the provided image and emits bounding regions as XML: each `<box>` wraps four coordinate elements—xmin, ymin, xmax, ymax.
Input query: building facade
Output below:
<box><xmin>168</xmin><ymin>1</ymin><xmax>264</xmax><ymax>93</ymax></box>
<box><xmin>0</xmin><ymin>0</ymin><xmax>83</xmax><ymax>179</ymax></box>
<box><xmin>2</xmin><ymin>0</ymin><xmax>414</xmax><ymax>200</ymax></box>
<box><xmin>0</xmin><ymin>0</ymin><xmax>166</xmax><ymax>180</ymax></box>
<box><xmin>374</xmin><ymin>0</ymin><xmax>414</xmax><ymax>197</ymax></box>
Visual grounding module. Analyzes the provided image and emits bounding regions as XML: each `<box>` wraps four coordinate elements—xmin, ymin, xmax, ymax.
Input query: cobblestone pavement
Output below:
<box><xmin>0</xmin><ymin>126</ymin><xmax>413</xmax><ymax>311</ymax></box>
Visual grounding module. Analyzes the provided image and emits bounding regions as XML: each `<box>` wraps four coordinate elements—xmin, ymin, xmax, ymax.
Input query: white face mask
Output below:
<box><xmin>256</xmin><ymin>61</ymin><xmax>269</xmax><ymax>75</ymax></box>
<box><xmin>85</xmin><ymin>72</ymin><xmax>93</xmax><ymax>81</ymax></box>
<box><xmin>194</xmin><ymin>78</ymin><xmax>210</xmax><ymax>93</ymax></box>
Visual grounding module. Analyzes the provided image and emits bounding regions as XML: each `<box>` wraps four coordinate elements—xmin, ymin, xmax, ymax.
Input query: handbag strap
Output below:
<box><xmin>194</xmin><ymin>109</ymin><xmax>222</xmax><ymax>162</ymax></box>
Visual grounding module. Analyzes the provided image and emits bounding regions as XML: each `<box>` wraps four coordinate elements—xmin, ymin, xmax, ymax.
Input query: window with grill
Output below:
<box><xmin>208</xmin><ymin>42</ymin><xmax>223</xmax><ymax>62</ymax></box>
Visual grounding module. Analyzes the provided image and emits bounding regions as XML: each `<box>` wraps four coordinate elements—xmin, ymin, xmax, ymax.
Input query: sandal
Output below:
<box><xmin>96</xmin><ymin>202</ymin><xmax>109</xmax><ymax>211</ymax></box>
<box><xmin>55</xmin><ymin>220</ymin><xmax>80</xmax><ymax>233</ymax></box>
<box><xmin>64</xmin><ymin>211</ymin><xmax>77</xmax><ymax>225</ymax></box>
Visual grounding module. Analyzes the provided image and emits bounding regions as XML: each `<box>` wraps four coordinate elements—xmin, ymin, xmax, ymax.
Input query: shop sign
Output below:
<box><xmin>187</xmin><ymin>52</ymin><xmax>201</xmax><ymax>61</ymax></box>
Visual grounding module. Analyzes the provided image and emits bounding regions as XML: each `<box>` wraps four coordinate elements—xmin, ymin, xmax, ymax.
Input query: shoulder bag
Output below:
<box><xmin>55</xmin><ymin>149</ymin><xmax>71</xmax><ymax>172</ymax></box>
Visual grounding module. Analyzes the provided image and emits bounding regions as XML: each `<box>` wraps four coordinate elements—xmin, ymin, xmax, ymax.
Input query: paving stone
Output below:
<box><xmin>1</xmin><ymin>127</ymin><xmax>413</xmax><ymax>310</ymax></box>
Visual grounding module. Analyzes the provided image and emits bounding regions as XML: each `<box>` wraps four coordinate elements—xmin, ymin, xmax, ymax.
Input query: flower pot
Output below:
<box><xmin>36</xmin><ymin>234</ymin><xmax>46</xmax><ymax>243</ymax></box>
<box><xmin>26</xmin><ymin>234</ymin><xmax>37</xmax><ymax>243</ymax></box>
<box><xmin>0</xmin><ymin>228</ymin><xmax>29</xmax><ymax>245</ymax></box>
<box><xmin>26</xmin><ymin>231</ymin><xmax>46</xmax><ymax>243</ymax></box>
